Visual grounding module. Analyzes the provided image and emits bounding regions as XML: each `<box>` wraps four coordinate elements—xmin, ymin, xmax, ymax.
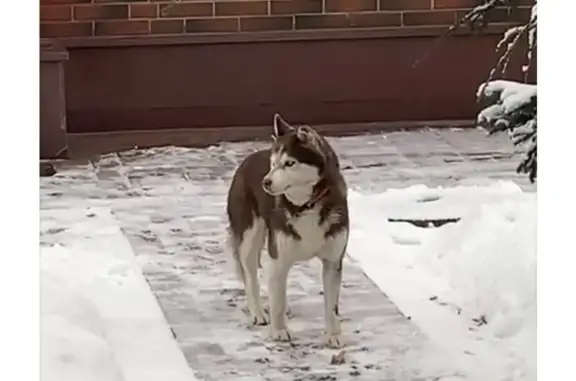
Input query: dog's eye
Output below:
<box><xmin>284</xmin><ymin>160</ymin><xmax>295</xmax><ymax>168</ymax></box>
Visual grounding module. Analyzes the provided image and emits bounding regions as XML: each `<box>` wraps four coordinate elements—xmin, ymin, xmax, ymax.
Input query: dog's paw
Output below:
<box><xmin>269</xmin><ymin>327</ymin><xmax>292</xmax><ymax>342</ymax></box>
<box><xmin>250</xmin><ymin>308</ymin><xmax>270</xmax><ymax>326</ymax></box>
<box><xmin>325</xmin><ymin>334</ymin><xmax>344</xmax><ymax>349</ymax></box>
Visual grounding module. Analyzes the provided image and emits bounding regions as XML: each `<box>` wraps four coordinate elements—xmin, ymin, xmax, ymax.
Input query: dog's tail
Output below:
<box><xmin>227</xmin><ymin>226</ymin><xmax>245</xmax><ymax>283</ymax></box>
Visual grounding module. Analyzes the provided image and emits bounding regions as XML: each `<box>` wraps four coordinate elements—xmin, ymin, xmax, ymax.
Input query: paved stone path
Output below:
<box><xmin>40</xmin><ymin>129</ymin><xmax>533</xmax><ymax>381</ymax></box>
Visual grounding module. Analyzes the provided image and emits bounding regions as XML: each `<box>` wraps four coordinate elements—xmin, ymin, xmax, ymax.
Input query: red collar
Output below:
<box><xmin>301</xmin><ymin>186</ymin><xmax>330</xmax><ymax>210</ymax></box>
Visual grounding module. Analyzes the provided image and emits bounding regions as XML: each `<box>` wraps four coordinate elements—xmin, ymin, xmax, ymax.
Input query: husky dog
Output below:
<box><xmin>226</xmin><ymin>114</ymin><xmax>349</xmax><ymax>348</ymax></box>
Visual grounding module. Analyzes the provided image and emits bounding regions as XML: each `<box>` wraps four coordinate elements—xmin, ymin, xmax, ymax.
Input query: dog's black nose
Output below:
<box><xmin>262</xmin><ymin>179</ymin><xmax>272</xmax><ymax>189</ymax></box>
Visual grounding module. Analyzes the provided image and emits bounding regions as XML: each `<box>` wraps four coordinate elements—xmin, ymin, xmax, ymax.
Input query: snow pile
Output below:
<box><xmin>40</xmin><ymin>207</ymin><xmax>197</xmax><ymax>381</ymax></box>
<box><xmin>41</xmin><ymin>246</ymin><xmax>123</xmax><ymax>381</ymax></box>
<box><xmin>425</xmin><ymin>195</ymin><xmax>536</xmax><ymax>328</ymax></box>
<box><xmin>350</xmin><ymin>181</ymin><xmax>524</xmax><ymax>220</ymax></box>
<box><xmin>424</xmin><ymin>193</ymin><xmax>536</xmax><ymax>379</ymax></box>
<box><xmin>348</xmin><ymin>182</ymin><xmax>536</xmax><ymax>381</ymax></box>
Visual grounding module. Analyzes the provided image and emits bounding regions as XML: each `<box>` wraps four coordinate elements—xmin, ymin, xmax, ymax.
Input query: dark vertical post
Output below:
<box><xmin>40</xmin><ymin>39</ymin><xmax>69</xmax><ymax>159</ymax></box>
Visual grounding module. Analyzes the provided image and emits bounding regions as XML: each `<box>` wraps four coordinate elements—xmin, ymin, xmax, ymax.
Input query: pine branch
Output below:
<box><xmin>477</xmin><ymin>80</ymin><xmax>537</xmax><ymax>183</ymax></box>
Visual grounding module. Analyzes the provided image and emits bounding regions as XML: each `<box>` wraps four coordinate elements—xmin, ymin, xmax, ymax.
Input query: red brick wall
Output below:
<box><xmin>40</xmin><ymin>0</ymin><xmax>534</xmax><ymax>39</ymax></box>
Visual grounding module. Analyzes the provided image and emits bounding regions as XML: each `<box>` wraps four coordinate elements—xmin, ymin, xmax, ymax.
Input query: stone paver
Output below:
<box><xmin>40</xmin><ymin>129</ymin><xmax>534</xmax><ymax>381</ymax></box>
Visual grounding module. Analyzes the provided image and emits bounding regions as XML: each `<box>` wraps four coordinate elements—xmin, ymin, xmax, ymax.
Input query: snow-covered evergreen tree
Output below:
<box><xmin>423</xmin><ymin>1</ymin><xmax>537</xmax><ymax>183</ymax></box>
<box><xmin>474</xmin><ymin>1</ymin><xmax>537</xmax><ymax>183</ymax></box>
<box><xmin>477</xmin><ymin>79</ymin><xmax>536</xmax><ymax>183</ymax></box>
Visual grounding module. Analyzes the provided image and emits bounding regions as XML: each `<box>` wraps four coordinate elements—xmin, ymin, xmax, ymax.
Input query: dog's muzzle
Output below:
<box><xmin>262</xmin><ymin>178</ymin><xmax>273</xmax><ymax>194</ymax></box>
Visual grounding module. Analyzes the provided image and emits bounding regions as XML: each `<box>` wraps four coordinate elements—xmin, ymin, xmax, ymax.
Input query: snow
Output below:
<box><xmin>41</xmin><ymin>265</ymin><xmax>123</xmax><ymax>381</ymax></box>
<box><xmin>40</xmin><ymin>135</ymin><xmax>535</xmax><ymax>381</ymax></box>
<box><xmin>350</xmin><ymin>181</ymin><xmax>524</xmax><ymax>220</ymax></box>
<box><xmin>476</xmin><ymin>79</ymin><xmax>537</xmax><ymax>153</ymax></box>
<box><xmin>348</xmin><ymin>181</ymin><xmax>536</xmax><ymax>381</ymax></box>
<box><xmin>40</xmin><ymin>182</ymin><xmax>535</xmax><ymax>381</ymax></box>
<box><xmin>477</xmin><ymin>80</ymin><xmax>536</xmax><ymax>117</ymax></box>
<box><xmin>476</xmin><ymin>79</ymin><xmax>537</xmax><ymax>182</ymax></box>
<box><xmin>40</xmin><ymin>207</ymin><xmax>198</xmax><ymax>381</ymax></box>
<box><xmin>426</xmin><ymin>194</ymin><xmax>536</xmax><ymax>378</ymax></box>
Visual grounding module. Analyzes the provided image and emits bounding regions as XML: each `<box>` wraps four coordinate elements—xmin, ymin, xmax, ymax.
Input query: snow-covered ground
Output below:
<box><xmin>40</xmin><ymin>207</ymin><xmax>198</xmax><ymax>381</ymax></box>
<box><xmin>348</xmin><ymin>180</ymin><xmax>536</xmax><ymax>381</ymax></box>
<box><xmin>41</xmin><ymin>179</ymin><xmax>535</xmax><ymax>381</ymax></box>
<box><xmin>40</xmin><ymin>134</ymin><xmax>535</xmax><ymax>381</ymax></box>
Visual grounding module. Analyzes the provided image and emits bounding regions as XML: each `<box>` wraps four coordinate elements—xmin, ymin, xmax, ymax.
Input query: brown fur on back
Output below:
<box><xmin>226</xmin><ymin>149</ymin><xmax>275</xmax><ymax>239</ymax></box>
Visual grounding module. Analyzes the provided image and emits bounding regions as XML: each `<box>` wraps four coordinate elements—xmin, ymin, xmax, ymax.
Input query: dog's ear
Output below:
<box><xmin>296</xmin><ymin>125</ymin><xmax>318</xmax><ymax>145</ymax></box>
<box><xmin>273</xmin><ymin>113</ymin><xmax>293</xmax><ymax>138</ymax></box>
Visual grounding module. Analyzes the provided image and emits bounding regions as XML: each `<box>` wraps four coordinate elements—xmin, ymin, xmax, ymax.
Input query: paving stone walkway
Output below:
<box><xmin>40</xmin><ymin>128</ymin><xmax>534</xmax><ymax>381</ymax></box>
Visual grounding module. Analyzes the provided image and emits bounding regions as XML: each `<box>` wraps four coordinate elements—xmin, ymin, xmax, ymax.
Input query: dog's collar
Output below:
<box><xmin>299</xmin><ymin>186</ymin><xmax>329</xmax><ymax>211</ymax></box>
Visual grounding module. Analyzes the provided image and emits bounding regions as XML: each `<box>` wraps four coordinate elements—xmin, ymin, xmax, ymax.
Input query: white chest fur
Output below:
<box><xmin>273</xmin><ymin>207</ymin><xmax>345</xmax><ymax>264</ymax></box>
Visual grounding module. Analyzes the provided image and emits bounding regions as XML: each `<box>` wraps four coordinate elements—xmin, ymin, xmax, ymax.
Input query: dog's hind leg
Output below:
<box><xmin>238</xmin><ymin>218</ymin><xmax>269</xmax><ymax>325</ymax></box>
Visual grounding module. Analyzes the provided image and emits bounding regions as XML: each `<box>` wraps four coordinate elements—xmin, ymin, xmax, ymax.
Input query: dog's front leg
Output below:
<box><xmin>322</xmin><ymin>258</ymin><xmax>343</xmax><ymax>348</ymax></box>
<box><xmin>268</xmin><ymin>259</ymin><xmax>292</xmax><ymax>342</ymax></box>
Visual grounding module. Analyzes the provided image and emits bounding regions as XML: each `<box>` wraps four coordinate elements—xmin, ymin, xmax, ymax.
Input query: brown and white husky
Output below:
<box><xmin>226</xmin><ymin>114</ymin><xmax>349</xmax><ymax>348</ymax></box>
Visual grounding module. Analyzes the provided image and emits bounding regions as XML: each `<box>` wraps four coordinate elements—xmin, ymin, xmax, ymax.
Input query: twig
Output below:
<box><xmin>523</xmin><ymin>39</ymin><xmax>536</xmax><ymax>82</ymax></box>
<box><xmin>477</xmin><ymin>16</ymin><xmax>535</xmax><ymax>103</ymax></box>
<box><xmin>491</xmin><ymin>22</ymin><xmax>529</xmax><ymax>79</ymax></box>
<box><xmin>523</xmin><ymin>20</ymin><xmax>537</xmax><ymax>82</ymax></box>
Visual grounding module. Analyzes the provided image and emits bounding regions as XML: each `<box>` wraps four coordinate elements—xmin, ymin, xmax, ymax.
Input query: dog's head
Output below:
<box><xmin>262</xmin><ymin>114</ymin><xmax>327</xmax><ymax>196</ymax></box>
